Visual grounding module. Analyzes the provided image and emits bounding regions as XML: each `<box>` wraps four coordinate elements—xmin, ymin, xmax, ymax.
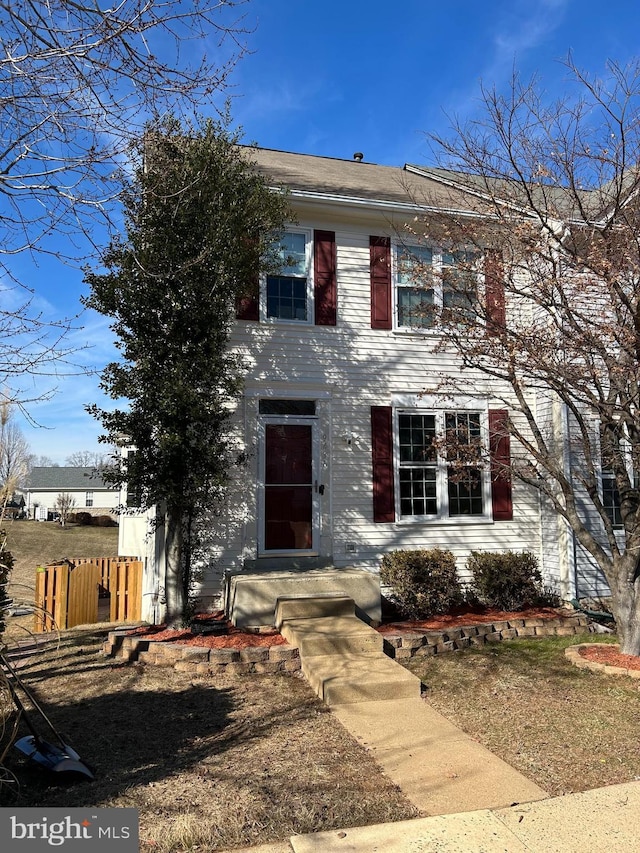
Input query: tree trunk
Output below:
<box><xmin>609</xmin><ymin>556</ymin><xmax>640</xmax><ymax>656</ymax></box>
<box><xmin>164</xmin><ymin>513</ymin><xmax>185</xmax><ymax>627</ymax></box>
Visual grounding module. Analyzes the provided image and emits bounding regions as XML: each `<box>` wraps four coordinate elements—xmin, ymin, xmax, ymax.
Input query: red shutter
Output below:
<box><xmin>314</xmin><ymin>230</ymin><xmax>337</xmax><ymax>326</ymax></box>
<box><xmin>485</xmin><ymin>250</ymin><xmax>505</xmax><ymax>328</ymax></box>
<box><xmin>371</xmin><ymin>406</ymin><xmax>395</xmax><ymax>522</ymax></box>
<box><xmin>370</xmin><ymin>236</ymin><xmax>392</xmax><ymax>329</ymax></box>
<box><xmin>489</xmin><ymin>409</ymin><xmax>513</xmax><ymax>521</ymax></box>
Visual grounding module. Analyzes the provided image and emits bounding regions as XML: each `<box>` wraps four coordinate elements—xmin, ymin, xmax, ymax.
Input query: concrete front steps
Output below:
<box><xmin>275</xmin><ymin>594</ymin><xmax>422</xmax><ymax>705</ymax></box>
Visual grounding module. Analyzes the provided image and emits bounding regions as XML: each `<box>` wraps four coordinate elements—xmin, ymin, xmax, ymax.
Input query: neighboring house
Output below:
<box><xmin>25</xmin><ymin>467</ymin><xmax>119</xmax><ymax>520</ymax></box>
<box><xmin>120</xmin><ymin>147</ymin><xmax>612</xmax><ymax>621</ymax></box>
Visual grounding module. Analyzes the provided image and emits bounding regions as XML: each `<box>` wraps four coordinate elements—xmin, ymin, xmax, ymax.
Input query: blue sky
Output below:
<box><xmin>14</xmin><ymin>0</ymin><xmax>640</xmax><ymax>462</ymax></box>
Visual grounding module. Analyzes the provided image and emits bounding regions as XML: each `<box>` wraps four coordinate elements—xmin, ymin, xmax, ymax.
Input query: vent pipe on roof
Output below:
<box><xmin>353</xmin><ymin>152</ymin><xmax>363</xmax><ymax>162</ymax></box>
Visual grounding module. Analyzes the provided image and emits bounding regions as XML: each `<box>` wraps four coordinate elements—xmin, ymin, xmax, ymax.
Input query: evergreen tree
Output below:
<box><xmin>84</xmin><ymin>119</ymin><xmax>290</xmax><ymax>625</ymax></box>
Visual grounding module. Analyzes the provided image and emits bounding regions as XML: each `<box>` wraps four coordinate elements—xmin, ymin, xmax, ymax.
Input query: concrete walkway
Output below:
<box><xmin>222</xmin><ymin>782</ymin><xmax>640</xmax><ymax>852</ymax></box>
<box><xmin>222</xmin><ymin>596</ymin><xmax>637</xmax><ymax>852</ymax></box>
<box><xmin>332</xmin><ymin>697</ymin><xmax>545</xmax><ymax>815</ymax></box>
<box><xmin>275</xmin><ymin>594</ymin><xmax>546</xmax><ymax>815</ymax></box>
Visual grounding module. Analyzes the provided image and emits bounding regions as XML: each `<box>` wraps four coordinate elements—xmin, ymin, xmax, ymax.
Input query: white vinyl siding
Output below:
<box><xmin>209</xmin><ymin>219</ymin><xmax>544</xmax><ymax>601</ymax></box>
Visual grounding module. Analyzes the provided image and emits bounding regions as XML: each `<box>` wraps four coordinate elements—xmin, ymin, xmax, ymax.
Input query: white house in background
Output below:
<box><xmin>25</xmin><ymin>467</ymin><xmax>119</xmax><ymax>520</ymax></box>
<box><xmin>121</xmin><ymin>147</ymin><xmax>612</xmax><ymax>623</ymax></box>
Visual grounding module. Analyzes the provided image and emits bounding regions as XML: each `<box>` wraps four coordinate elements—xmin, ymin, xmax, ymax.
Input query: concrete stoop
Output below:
<box><xmin>229</xmin><ymin>568</ymin><xmax>381</xmax><ymax>629</ymax></box>
<box><xmin>275</xmin><ymin>594</ymin><xmax>422</xmax><ymax>706</ymax></box>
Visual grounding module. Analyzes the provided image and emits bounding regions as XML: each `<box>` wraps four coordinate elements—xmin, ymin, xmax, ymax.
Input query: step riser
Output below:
<box><xmin>301</xmin><ymin>657</ymin><xmax>422</xmax><ymax>705</ymax></box>
<box><xmin>298</xmin><ymin>636</ymin><xmax>383</xmax><ymax>657</ymax></box>
<box><xmin>280</xmin><ymin>624</ymin><xmax>383</xmax><ymax>657</ymax></box>
<box><xmin>275</xmin><ymin>595</ymin><xmax>355</xmax><ymax>627</ymax></box>
<box><xmin>302</xmin><ymin>661</ymin><xmax>421</xmax><ymax>705</ymax></box>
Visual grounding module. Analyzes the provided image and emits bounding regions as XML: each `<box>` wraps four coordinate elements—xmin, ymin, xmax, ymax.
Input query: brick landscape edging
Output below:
<box><xmin>380</xmin><ymin>613</ymin><xmax>594</xmax><ymax>659</ymax></box>
<box><xmin>102</xmin><ymin>631</ymin><xmax>301</xmax><ymax>675</ymax></box>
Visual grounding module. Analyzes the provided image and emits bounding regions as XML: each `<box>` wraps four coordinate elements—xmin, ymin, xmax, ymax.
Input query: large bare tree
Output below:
<box><xmin>409</xmin><ymin>59</ymin><xmax>640</xmax><ymax>654</ymax></box>
<box><xmin>0</xmin><ymin>402</ymin><xmax>30</xmax><ymax>508</ymax></box>
<box><xmin>0</xmin><ymin>0</ymin><xmax>248</xmax><ymax>402</ymax></box>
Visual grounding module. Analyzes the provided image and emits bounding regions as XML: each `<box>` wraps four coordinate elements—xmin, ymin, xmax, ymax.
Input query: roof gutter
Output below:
<box><xmin>269</xmin><ymin>185</ymin><xmax>496</xmax><ymax>221</ymax></box>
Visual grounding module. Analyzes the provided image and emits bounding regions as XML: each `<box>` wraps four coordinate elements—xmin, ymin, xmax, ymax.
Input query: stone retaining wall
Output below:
<box><xmin>103</xmin><ymin>631</ymin><xmax>301</xmax><ymax>675</ymax></box>
<box><xmin>381</xmin><ymin>613</ymin><xmax>594</xmax><ymax>659</ymax></box>
<box><xmin>103</xmin><ymin>613</ymin><xmax>594</xmax><ymax>675</ymax></box>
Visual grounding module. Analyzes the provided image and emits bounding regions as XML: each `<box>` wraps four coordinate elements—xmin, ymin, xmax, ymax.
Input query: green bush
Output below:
<box><xmin>466</xmin><ymin>550</ymin><xmax>557</xmax><ymax>611</ymax></box>
<box><xmin>73</xmin><ymin>511</ymin><xmax>93</xmax><ymax>526</ymax></box>
<box><xmin>380</xmin><ymin>548</ymin><xmax>464</xmax><ymax>619</ymax></box>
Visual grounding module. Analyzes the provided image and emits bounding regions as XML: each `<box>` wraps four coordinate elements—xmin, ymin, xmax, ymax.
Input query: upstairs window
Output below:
<box><xmin>85</xmin><ymin>490</ymin><xmax>94</xmax><ymax>507</ymax></box>
<box><xmin>442</xmin><ymin>250</ymin><xmax>479</xmax><ymax>322</ymax></box>
<box><xmin>395</xmin><ymin>244</ymin><xmax>479</xmax><ymax>330</ymax></box>
<box><xmin>396</xmin><ymin>245</ymin><xmax>434</xmax><ymax>328</ymax></box>
<box><xmin>266</xmin><ymin>231</ymin><xmax>310</xmax><ymax>322</ymax></box>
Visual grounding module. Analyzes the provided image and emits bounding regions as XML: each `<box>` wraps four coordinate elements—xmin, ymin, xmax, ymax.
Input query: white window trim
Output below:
<box><xmin>393</xmin><ymin>408</ymin><xmax>492</xmax><ymax>524</ymax></box>
<box><xmin>392</xmin><ymin>241</ymin><xmax>484</xmax><ymax>334</ymax></box>
<box><xmin>260</xmin><ymin>227</ymin><xmax>314</xmax><ymax>325</ymax></box>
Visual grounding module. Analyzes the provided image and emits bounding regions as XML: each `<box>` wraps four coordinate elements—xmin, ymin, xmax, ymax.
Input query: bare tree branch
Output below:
<box><xmin>414</xmin><ymin>58</ymin><xmax>640</xmax><ymax>652</ymax></box>
<box><xmin>0</xmin><ymin>1</ymin><xmax>249</xmax><ymax>401</ymax></box>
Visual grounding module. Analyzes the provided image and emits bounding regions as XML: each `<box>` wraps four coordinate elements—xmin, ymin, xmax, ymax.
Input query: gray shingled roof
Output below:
<box><xmin>27</xmin><ymin>467</ymin><xmax>114</xmax><ymax>491</ymax></box>
<box><xmin>243</xmin><ymin>146</ymin><xmax>488</xmax><ymax>213</ymax></box>
<box><xmin>244</xmin><ymin>146</ymin><xmax>610</xmax><ymax>223</ymax></box>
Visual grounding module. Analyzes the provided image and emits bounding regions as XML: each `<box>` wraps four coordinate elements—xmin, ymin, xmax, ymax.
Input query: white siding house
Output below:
<box><xmin>215</xmin><ymin>151</ymin><xmax>539</xmax><ymax>600</ymax></box>
<box><xmin>25</xmin><ymin>467</ymin><xmax>119</xmax><ymax>520</ymax></box>
<box><xmin>121</xmin><ymin>147</ymin><xmax>612</xmax><ymax>621</ymax></box>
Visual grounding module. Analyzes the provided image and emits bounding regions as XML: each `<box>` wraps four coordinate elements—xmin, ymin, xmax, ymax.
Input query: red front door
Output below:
<box><xmin>264</xmin><ymin>422</ymin><xmax>314</xmax><ymax>550</ymax></box>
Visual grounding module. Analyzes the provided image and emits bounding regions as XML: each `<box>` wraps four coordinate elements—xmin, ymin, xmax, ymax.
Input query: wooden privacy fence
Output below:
<box><xmin>34</xmin><ymin>556</ymin><xmax>143</xmax><ymax>632</ymax></box>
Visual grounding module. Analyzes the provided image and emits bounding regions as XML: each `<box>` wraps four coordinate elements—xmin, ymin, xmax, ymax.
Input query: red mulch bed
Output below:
<box><xmin>126</xmin><ymin>612</ymin><xmax>287</xmax><ymax>649</ymax></box>
<box><xmin>125</xmin><ymin>605</ymin><xmax>589</xmax><ymax>650</ymax></box>
<box><xmin>377</xmin><ymin>606</ymin><xmax>568</xmax><ymax>633</ymax></box>
<box><xmin>579</xmin><ymin>644</ymin><xmax>640</xmax><ymax>671</ymax></box>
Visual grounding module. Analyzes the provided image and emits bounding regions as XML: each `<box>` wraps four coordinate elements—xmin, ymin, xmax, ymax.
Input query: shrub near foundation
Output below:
<box><xmin>467</xmin><ymin>550</ymin><xmax>557</xmax><ymax>611</ymax></box>
<box><xmin>381</xmin><ymin>548</ymin><xmax>464</xmax><ymax>619</ymax></box>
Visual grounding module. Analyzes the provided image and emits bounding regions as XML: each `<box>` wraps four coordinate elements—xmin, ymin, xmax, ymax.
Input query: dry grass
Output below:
<box><xmin>4</xmin><ymin>519</ymin><xmax>119</xmax><ymax>602</ymax></box>
<box><xmin>0</xmin><ymin>630</ymin><xmax>418</xmax><ymax>851</ymax></box>
<box><xmin>4</xmin><ymin>523</ymin><xmax>640</xmax><ymax>847</ymax></box>
<box><xmin>404</xmin><ymin>633</ymin><xmax>640</xmax><ymax>797</ymax></box>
